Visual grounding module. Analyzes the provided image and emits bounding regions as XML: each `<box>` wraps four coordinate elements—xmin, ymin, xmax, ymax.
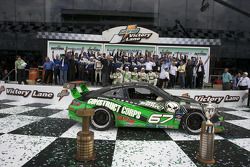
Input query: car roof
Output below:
<box><xmin>102</xmin><ymin>82</ymin><xmax>153</xmax><ymax>90</ymax></box>
<box><xmin>89</xmin><ymin>82</ymin><xmax>154</xmax><ymax>95</ymax></box>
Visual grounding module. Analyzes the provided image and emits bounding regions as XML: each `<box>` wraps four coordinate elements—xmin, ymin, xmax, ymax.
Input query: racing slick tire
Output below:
<box><xmin>181</xmin><ymin>111</ymin><xmax>206</xmax><ymax>134</ymax></box>
<box><xmin>91</xmin><ymin>107</ymin><xmax>114</xmax><ymax>131</ymax></box>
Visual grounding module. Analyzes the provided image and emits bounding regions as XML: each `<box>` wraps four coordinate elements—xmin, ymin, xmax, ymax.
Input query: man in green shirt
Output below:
<box><xmin>222</xmin><ymin>68</ymin><xmax>232</xmax><ymax>90</ymax></box>
<box><xmin>15</xmin><ymin>56</ymin><xmax>27</xmax><ymax>84</ymax></box>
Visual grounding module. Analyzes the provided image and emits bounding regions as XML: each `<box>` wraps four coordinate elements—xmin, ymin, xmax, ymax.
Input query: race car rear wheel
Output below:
<box><xmin>182</xmin><ymin>111</ymin><xmax>206</xmax><ymax>134</ymax></box>
<box><xmin>91</xmin><ymin>108</ymin><xmax>114</xmax><ymax>131</ymax></box>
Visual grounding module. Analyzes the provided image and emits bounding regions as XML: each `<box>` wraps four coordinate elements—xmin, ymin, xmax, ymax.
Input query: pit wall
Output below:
<box><xmin>0</xmin><ymin>83</ymin><xmax>248</xmax><ymax>109</ymax></box>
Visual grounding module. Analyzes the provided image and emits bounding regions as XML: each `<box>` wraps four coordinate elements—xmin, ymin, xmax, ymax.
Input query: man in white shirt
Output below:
<box><xmin>144</xmin><ymin>58</ymin><xmax>156</xmax><ymax>73</ymax></box>
<box><xmin>237</xmin><ymin>72</ymin><xmax>249</xmax><ymax>90</ymax></box>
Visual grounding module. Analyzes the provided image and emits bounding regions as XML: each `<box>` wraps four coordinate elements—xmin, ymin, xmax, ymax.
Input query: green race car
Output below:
<box><xmin>67</xmin><ymin>82</ymin><xmax>224</xmax><ymax>134</ymax></box>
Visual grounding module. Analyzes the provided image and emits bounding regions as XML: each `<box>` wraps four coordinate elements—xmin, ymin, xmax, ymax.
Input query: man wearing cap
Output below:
<box><xmin>237</xmin><ymin>72</ymin><xmax>249</xmax><ymax>90</ymax></box>
<box><xmin>139</xmin><ymin>68</ymin><xmax>148</xmax><ymax>82</ymax></box>
<box><xmin>131</xmin><ymin>67</ymin><xmax>139</xmax><ymax>82</ymax></box>
<box><xmin>123</xmin><ymin>66</ymin><xmax>131</xmax><ymax>83</ymax></box>
<box><xmin>110</xmin><ymin>68</ymin><xmax>123</xmax><ymax>85</ymax></box>
<box><xmin>148</xmin><ymin>70</ymin><xmax>158</xmax><ymax>86</ymax></box>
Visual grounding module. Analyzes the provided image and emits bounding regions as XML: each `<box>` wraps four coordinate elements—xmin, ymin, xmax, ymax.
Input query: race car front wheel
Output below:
<box><xmin>91</xmin><ymin>108</ymin><xmax>114</xmax><ymax>131</ymax></box>
<box><xmin>182</xmin><ymin>111</ymin><xmax>206</xmax><ymax>134</ymax></box>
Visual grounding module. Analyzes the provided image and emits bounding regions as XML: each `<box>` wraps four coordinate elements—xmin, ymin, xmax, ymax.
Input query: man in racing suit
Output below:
<box><xmin>123</xmin><ymin>66</ymin><xmax>131</xmax><ymax>83</ymax></box>
<box><xmin>131</xmin><ymin>67</ymin><xmax>139</xmax><ymax>82</ymax></box>
<box><xmin>94</xmin><ymin>56</ymin><xmax>103</xmax><ymax>85</ymax></box>
<box><xmin>148</xmin><ymin>70</ymin><xmax>158</xmax><ymax>86</ymax></box>
<box><xmin>138</xmin><ymin>68</ymin><xmax>148</xmax><ymax>82</ymax></box>
<box><xmin>110</xmin><ymin>68</ymin><xmax>123</xmax><ymax>85</ymax></box>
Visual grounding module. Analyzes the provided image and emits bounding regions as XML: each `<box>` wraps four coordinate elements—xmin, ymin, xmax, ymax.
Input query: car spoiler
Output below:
<box><xmin>64</xmin><ymin>81</ymin><xmax>89</xmax><ymax>99</ymax></box>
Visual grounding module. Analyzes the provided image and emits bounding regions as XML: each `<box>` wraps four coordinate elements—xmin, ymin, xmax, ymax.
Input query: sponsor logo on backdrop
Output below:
<box><xmin>116</xmin><ymin>25</ymin><xmax>152</xmax><ymax>43</ymax></box>
<box><xmin>194</xmin><ymin>95</ymin><xmax>240</xmax><ymax>104</ymax></box>
<box><xmin>0</xmin><ymin>86</ymin><xmax>5</xmax><ymax>95</ymax></box>
<box><xmin>57</xmin><ymin>89</ymin><xmax>70</xmax><ymax>101</ymax></box>
<box><xmin>5</xmin><ymin>88</ymin><xmax>54</xmax><ymax>99</ymax></box>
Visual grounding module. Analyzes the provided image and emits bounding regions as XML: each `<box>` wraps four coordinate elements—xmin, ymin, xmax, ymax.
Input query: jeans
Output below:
<box><xmin>179</xmin><ymin>72</ymin><xmax>185</xmax><ymax>88</ymax></box>
<box><xmin>60</xmin><ymin>70</ymin><xmax>67</xmax><ymax>85</ymax></box>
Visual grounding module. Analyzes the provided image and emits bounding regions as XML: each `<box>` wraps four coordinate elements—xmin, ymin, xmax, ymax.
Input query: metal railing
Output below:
<box><xmin>1</xmin><ymin>69</ymin><xmax>17</xmax><ymax>83</ymax></box>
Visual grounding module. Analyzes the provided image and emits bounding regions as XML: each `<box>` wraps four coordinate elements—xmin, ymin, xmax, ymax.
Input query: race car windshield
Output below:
<box><xmin>154</xmin><ymin>87</ymin><xmax>174</xmax><ymax>100</ymax></box>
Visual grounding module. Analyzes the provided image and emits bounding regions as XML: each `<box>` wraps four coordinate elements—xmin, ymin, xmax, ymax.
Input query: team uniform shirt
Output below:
<box><xmin>148</xmin><ymin>72</ymin><xmax>157</xmax><ymax>80</ymax></box>
<box><xmin>110</xmin><ymin>72</ymin><xmax>123</xmax><ymax>84</ymax></box>
<box><xmin>94</xmin><ymin>60</ymin><xmax>103</xmax><ymax>71</ymax></box>
<box><xmin>131</xmin><ymin>72</ymin><xmax>139</xmax><ymax>82</ymax></box>
<box><xmin>123</xmin><ymin>71</ymin><xmax>132</xmax><ymax>83</ymax></box>
<box><xmin>139</xmin><ymin>72</ymin><xmax>148</xmax><ymax>82</ymax></box>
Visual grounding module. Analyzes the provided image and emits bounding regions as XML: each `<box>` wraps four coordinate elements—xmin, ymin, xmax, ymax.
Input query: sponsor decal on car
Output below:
<box><xmin>87</xmin><ymin>98</ymin><xmax>141</xmax><ymax>119</ymax></box>
<box><xmin>139</xmin><ymin>101</ymin><xmax>164</xmax><ymax>111</ymax></box>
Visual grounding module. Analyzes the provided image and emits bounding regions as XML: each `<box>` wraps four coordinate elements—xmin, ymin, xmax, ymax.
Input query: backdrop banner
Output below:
<box><xmin>47</xmin><ymin>41</ymin><xmax>103</xmax><ymax>60</ymax></box>
<box><xmin>0</xmin><ymin>84</ymin><xmax>248</xmax><ymax>109</ymax></box>
<box><xmin>104</xmin><ymin>44</ymin><xmax>156</xmax><ymax>55</ymax></box>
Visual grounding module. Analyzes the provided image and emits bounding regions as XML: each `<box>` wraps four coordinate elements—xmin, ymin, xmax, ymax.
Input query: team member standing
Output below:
<box><xmin>86</xmin><ymin>57</ymin><xmax>95</xmax><ymax>86</ymax></box>
<box><xmin>177</xmin><ymin>61</ymin><xmax>186</xmax><ymax>89</ymax></box>
<box><xmin>196</xmin><ymin>59</ymin><xmax>205</xmax><ymax>89</ymax></box>
<box><xmin>52</xmin><ymin>51</ymin><xmax>60</xmax><ymax>85</ymax></box>
<box><xmin>101</xmin><ymin>54</ymin><xmax>113</xmax><ymax>86</ymax></box>
<box><xmin>222</xmin><ymin>68</ymin><xmax>233</xmax><ymax>90</ymax></box>
<box><xmin>59</xmin><ymin>54</ymin><xmax>69</xmax><ymax>85</ymax></box>
<box><xmin>131</xmin><ymin>67</ymin><xmax>139</xmax><ymax>82</ymax></box>
<box><xmin>138</xmin><ymin>68</ymin><xmax>148</xmax><ymax>82</ymax></box>
<box><xmin>15</xmin><ymin>55</ymin><xmax>27</xmax><ymax>84</ymax></box>
<box><xmin>148</xmin><ymin>70</ymin><xmax>158</xmax><ymax>86</ymax></box>
<box><xmin>43</xmin><ymin>57</ymin><xmax>54</xmax><ymax>84</ymax></box>
<box><xmin>169</xmin><ymin>62</ymin><xmax>177</xmax><ymax>88</ymax></box>
<box><xmin>94</xmin><ymin>56</ymin><xmax>103</xmax><ymax>85</ymax></box>
<box><xmin>237</xmin><ymin>72</ymin><xmax>249</xmax><ymax>90</ymax></box>
<box><xmin>110</xmin><ymin>68</ymin><xmax>123</xmax><ymax>85</ymax></box>
<box><xmin>144</xmin><ymin>57</ymin><xmax>156</xmax><ymax>73</ymax></box>
<box><xmin>123</xmin><ymin>66</ymin><xmax>131</xmax><ymax>83</ymax></box>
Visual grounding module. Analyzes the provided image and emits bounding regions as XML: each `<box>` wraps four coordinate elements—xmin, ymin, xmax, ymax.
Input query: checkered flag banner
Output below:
<box><xmin>159</xmin><ymin>38</ymin><xmax>221</xmax><ymax>45</ymax></box>
<box><xmin>37</xmin><ymin>32</ymin><xmax>221</xmax><ymax>46</ymax></box>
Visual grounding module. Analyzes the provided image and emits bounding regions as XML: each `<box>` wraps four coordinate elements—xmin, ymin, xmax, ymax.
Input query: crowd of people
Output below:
<box><xmin>39</xmin><ymin>47</ymin><xmax>207</xmax><ymax>89</ymax></box>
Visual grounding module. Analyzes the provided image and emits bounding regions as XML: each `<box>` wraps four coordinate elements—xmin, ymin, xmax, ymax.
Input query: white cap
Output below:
<box><xmin>243</xmin><ymin>72</ymin><xmax>248</xmax><ymax>76</ymax></box>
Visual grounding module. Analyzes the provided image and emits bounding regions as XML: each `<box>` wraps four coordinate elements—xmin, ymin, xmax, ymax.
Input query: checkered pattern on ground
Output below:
<box><xmin>0</xmin><ymin>99</ymin><xmax>249</xmax><ymax>167</ymax></box>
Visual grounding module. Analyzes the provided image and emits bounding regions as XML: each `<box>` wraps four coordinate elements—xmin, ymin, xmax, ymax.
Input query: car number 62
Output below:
<box><xmin>148</xmin><ymin>114</ymin><xmax>174</xmax><ymax>124</ymax></box>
